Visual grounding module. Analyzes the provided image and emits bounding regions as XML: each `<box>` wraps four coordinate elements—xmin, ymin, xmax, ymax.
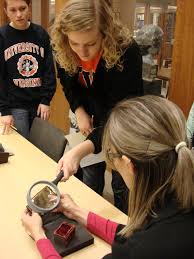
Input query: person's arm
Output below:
<box><xmin>40</xmin><ymin>30</ymin><xmax>56</xmax><ymax>107</ymax></box>
<box><xmin>36</xmin><ymin>239</ymin><xmax>62</xmax><ymax>259</ymax></box>
<box><xmin>21</xmin><ymin>210</ymin><xmax>62</xmax><ymax>259</ymax></box>
<box><xmin>87</xmin><ymin>126</ymin><xmax>104</xmax><ymax>154</ymax></box>
<box><xmin>57</xmin><ymin>64</ymin><xmax>84</xmax><ymax>113</ymax></box>
<box><xmin>87</xmin><ymin>40</ymin><xmax>143</xmax><ymax>154</ymax></box>
<box><xmin>53</xmin><ymin>194</ymin><xmax>119</xmax><ymax>245</ymax></box>
<box><xmin>87</xmin><ymin>212</ymin><xmax>119</xmax><ymax>245</ymax></box>
<box><xmin>0</xmin><ymin>34</ymin><xmax>11</xmax><ymax>116</ymax></box>
<box><xmin>0</xmin><ymin>33</ymin><xmax>14</xmax><ymax>133</ymax></box>
<box><xmin>57</xmin><ymin>139</ymin><xmax>95</xmax><ymax>181</ymax></box>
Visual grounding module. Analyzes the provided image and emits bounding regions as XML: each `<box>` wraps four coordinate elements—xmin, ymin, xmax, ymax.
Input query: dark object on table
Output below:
<box><xmin>0</xmin><ymin>152</ymin><xmax>9</xmax><ymax>164</ymax></box>
<box><xmin>54</xmin><ymin>222</ymin><xmax>76</xmax><ymax>247</ymax></box>
<box><xmin>0</xmin><ymin>143</ymin><xmax>9</xmax><ymax>164</ymax></box>
<box><xmin>43</xmin><ymin>212</ymin><xmax>94</xmax><ymax>257</ymax></box>
<box><xmin>0</xmin><ymin>143</ymin><xmax>5</xmax><ymax>152</ymax></box>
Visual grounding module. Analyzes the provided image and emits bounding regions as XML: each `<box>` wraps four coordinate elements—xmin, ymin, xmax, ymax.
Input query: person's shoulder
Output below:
<box><xmin>0</xmin><ymin>24</ymin><xmax>9</xmax><ymax>36</ymax></box>
<box><xmin>30</xmin><ymin>23</ymin><xmax>50</xmax><ymax>44</ymax></box>
<box><xmin>126</xmin><ymin>210</ymin><xmax>194</xmax><ymax>258</ymax></box>
<box><xmin>30</xmin><ymin>23</ymin><xmax>49</xmax><ymax>36</ymax></box>
<box><xmin>123</xmin><ymin>39</ymin><xmax>140</xmax><ymax>56</ymax></box>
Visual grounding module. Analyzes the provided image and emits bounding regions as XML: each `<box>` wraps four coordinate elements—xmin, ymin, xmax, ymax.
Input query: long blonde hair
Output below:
<box><xmin>103</xmin><ymin>95</ymin><xmax>194</xmax><ymax>237</ymax></box>
<box><xmin>50</xmin><ymin>0</ymin><xmax>132</xmax><ymax>75</ymax></box>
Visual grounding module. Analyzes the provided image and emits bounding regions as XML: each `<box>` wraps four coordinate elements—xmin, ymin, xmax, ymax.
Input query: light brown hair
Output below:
<box><xmin>103</xmin><ymin>95</ymin><xmax>194</xmax><ymax>237</ymax></box>
<box><xmin>50</xmin><ymin>0</ymin><xmax>132</xmax><ymax>75</ymax></box>
<box><xmin>4</xmin><ymin>0</ymin><xmax>31</xmax><ymax>8</ymax></box>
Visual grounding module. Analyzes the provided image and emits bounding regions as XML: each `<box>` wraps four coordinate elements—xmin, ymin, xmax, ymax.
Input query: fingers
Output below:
<box><xmin>61</xmin><ymin>168</ymin><xmax>71</xmax><ymax>181</ymax></box>
<box><xmin>41</xmin><ymin>110</ymin><xmax>50</xmax><ymax>120</ymax></box>
<box><xmin>45</xmin><ymin>111</ymin><xmax>50</xmax><ymax>120</ymax></box>
<box><xmin>56</xmin><ymin>158</ymin><xmax>72</xmax><ymax>182</ymax></box>
<box><xmin>60</xmin><ymin>193</ymin><xmax>65</xmax><ymax>198</ymax></box>
<box><xmin>0</xmin><ymin>124</ymin><xmax>6</xmax><ymax>134</ymax></box>
<box><xmin>0</xmin><ymin>124</ymin><xmax>10</xmax><ymax>135</ymax></box>
<box><xmin>39</xmin><ymin>110</ymin><xmax>49</xmax><ymax>120</ymax></box>
<box><xmin>0</xmin><ymin>121</ymin><xmax>12</xmax><ymax>135</ymax></box>
<box><xmin>37</xmin><ymin>105</ymin><xmax>50</xmax><ymax>120</ymax></box>
<box><xmin>0</xmin><ymin>115</ymin><xmax>14</xmax><ymax>134</ymax></box>
<box><xmin>57</xmin><ymin>158</ymin><xmax>64</xmax><ymax>176</ymax></box>
<box><xmin>57</xmin><ymin>168</ymin><xmax>73</xmax><ymax>182</ymax></box>
<box><xmin>22</xmin><ymin>209</ymin><xmax>35</xmax><ymax>219</ymax></box>
<box><xmin>48</xmin><ymin>194</ymin><xmax>57</xmax><ymax>202</ymax></box>
<box><xmin>80</xmin><ymin>120</ymin><xmax>93</xmax><ymax>136</ymax></box>
<box><xmin>57</xmin><ymin>150</ymin><xmax>80</xmax><ymax>182</ymax></box>
<box><xmin>81</xmin><ymin>127</ymin><xmax>93</xmax><ymax>137</ymax></box>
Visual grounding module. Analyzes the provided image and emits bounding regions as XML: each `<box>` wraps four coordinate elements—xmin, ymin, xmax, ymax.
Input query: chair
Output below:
<box><xmin>29</xmin><ymin>117</ymin><xmax>67</xmax><ymax>162</ymax></box>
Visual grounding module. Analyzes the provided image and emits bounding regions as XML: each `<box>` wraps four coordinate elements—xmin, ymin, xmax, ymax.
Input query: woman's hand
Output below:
<box><xmin>57</xmin><ymin>149</ymin><xmax>81</xmax><ymax>181</ymax></box>
<box><xmin>0</xmin><ymin>115</ymin><xmax>14</xmax><ymax>134</ymax></box>
<box><xmin>21</xmin><ymin>210</ymin><xmax>46</xmax><ymax>241</ymax></box>
<box><xmin>54</xmin><ymin>194</ymin><xmax>89</xmax><ymax>227</ymax></box>
<box><xmin>37</xmin><ymin>104</ymin><xmax>50</xmax><ymax>120</ymax></box>
<box><xmin>54</xmin><ymin>194</ymin><xmax>78</xmax><ymax>219</ymax></box>
<box><xmin>75</xmin><ymin>107</ymin><xmax>93</xmax><ymax>136</ymax></box>
<box><xmin>57</xmin><ymin>140</ymin><xmax>95</xmax><ymax>181</ymax></box>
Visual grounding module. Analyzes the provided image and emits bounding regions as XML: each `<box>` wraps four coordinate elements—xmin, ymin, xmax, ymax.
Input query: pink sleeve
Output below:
<box><xmin>87</xmin><ymin>212</ymin><xmax>118</xmax><ymax>245</ymax></box>
<box><xmin>36</xmin><ymin>239</ymin><xmax>62</xmax><ymax>259</ymax></box>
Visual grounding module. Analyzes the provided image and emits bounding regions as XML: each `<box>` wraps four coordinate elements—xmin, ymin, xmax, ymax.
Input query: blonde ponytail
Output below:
<box><xmin>172</xmin><ymin>147</ymin><xmax>194</xmax><ymax>208</ymax></box>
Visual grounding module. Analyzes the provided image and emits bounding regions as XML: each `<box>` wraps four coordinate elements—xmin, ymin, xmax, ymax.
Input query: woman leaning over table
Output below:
<box><xmin>22</xmin><ymin>95</ymin><xmax>194</xmax><ymax>259</ymax></box>
<box><xmin>50</xmin><ymin>0</ymin><xmax>143</xmax><ymax>213</ymax></box>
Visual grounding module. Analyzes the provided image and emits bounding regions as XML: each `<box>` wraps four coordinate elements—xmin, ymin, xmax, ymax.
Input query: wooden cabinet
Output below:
<box><xmin>169</xmin><ymin>0</ymin><xmax>194</xmax><ymax>117</ymax></box>
<box><xmin>49</xmin><ymin>0</ymin><xmax>70</xmax><ymax>133</ymax></box>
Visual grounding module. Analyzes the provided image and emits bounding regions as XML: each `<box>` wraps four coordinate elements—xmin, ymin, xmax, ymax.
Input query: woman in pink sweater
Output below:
<box><xmin>21</xmin><ymin>95</ymin><xmax>194</xmax><ymax>259</ymax></box>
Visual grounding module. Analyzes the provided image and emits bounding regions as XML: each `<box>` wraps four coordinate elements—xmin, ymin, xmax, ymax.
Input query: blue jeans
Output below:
<box><xmin>82</xmin><ymin>162</ymin><xmax>129</xmax><ymax>214</ymax></box>
<box><xmin>11</xmin><ymin>108</ymin><xmax>37</xmax><ymax>139</ymax></box>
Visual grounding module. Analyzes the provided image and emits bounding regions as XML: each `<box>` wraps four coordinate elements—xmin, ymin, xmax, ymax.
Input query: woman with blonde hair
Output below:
<box><xmin>22</xmin><ymin>95</ymin><xmax>194</xmax><ymax>258</ymax></box>
<box><xmin>51</xmin><ymin>0</ymin><xmax>143</xmax><ymax>212</ymax></box>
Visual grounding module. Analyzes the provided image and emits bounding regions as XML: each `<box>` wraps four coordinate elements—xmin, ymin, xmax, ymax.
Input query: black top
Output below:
<box><xmin>0</xmin><ymin>23</ymin><xmax>56</xmax><ymax>115</ymax></box>
<box><xmin>103</xmin><ymin>198</ymin><xmax>194</xmax><ymax>259</ymax></box>
<box><xmin>57</xmin><ymin>40</ymin><xmax>143</xmax><ymax>152</ymax></box>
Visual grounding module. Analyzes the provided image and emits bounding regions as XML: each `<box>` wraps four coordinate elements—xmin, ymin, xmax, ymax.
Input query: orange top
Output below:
<box><xmin>78</xmin><ymin>51</ymin><xmax>102</xmax><ymax>88</ymax></box>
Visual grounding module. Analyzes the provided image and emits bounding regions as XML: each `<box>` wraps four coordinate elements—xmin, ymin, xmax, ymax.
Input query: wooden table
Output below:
<box><xmin>0</xmin><ymin>131</ymin><xmax>127</xmax><ymax>259</ymax></box>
